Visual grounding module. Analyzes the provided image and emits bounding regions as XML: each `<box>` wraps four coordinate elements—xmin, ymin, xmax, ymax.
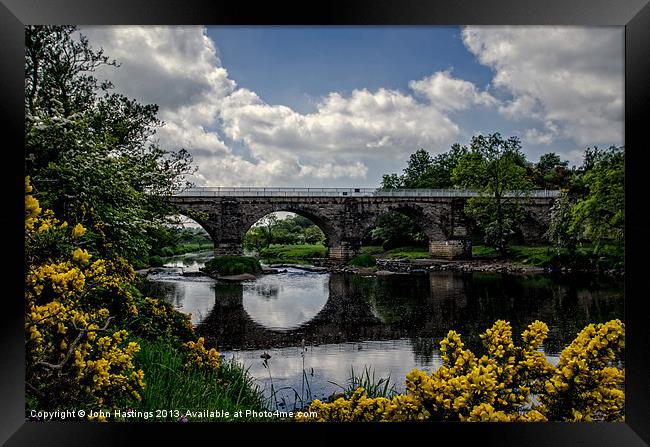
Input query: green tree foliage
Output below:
<box><xmin>243</xmin><ymin>214</ymin><xmax>326</xmax><ymax>253</ymax></box>
<box><xmin>366</xmin><ymin>212</ymin><xmax>427</xmax><ymax>250</ymax></box>
<box><xmin>545</xmin><ymin>192</ymin><xmax>578</xmax><ymax>255</ymax></box>
<box><xmin>527</xmin><ymin>153</ymin><xmax>572</xmax><ymax>189</ymax></box>
<box><xmin>380</xmin><ymin>144</ymin><xmax>468</xmax><ymax>190</ymax></box>
<box><xmin>25</xmin><ymin>26</ymin><xmax>195</xmax><ymax>266</ymax></box>
<box><xmin>452</xmin><ymin>133</ymin><xmax>532</xmax><ymax>256</ymax></box>
<box><xmin>373</xmin><ymin>144</ymin><xmax>469</xmax><ymax>247</ymax></box>
<box><xmin>569</xmin><ymin>146</ymin><xmax>624</xmax><ymax>251</ymax></box>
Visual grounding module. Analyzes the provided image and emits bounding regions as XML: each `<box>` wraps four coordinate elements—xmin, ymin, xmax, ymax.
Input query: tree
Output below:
<box><xmin>569</xmin><ymin>146</ymin><xmax>624</xmax><ymax>251</ymax></box>
<box><xmin>380</xmin><ymin>145</ymin><xmax>469</xmax><ymax>190</ymax></box>
<box><xmin>380</xmin><ymin>173</ymin><xmax>404</xmax><ymax>189</ymax></box>
<box><xmin>402</xmin><ymin>149</ymin><xmax>434</xmax><ymax>187</ymax></box>
<box><xmin>452</xmin><ymin>133</ymin><xmax>532</xmax><ymax>256</ymax></box>
<box><xmin>545</xmin><ymin>192</ymin><xmax>578</xmax><ymax>256</ymax></box>
<box><xmin>25</xmin><ymin>26</ymin><xmax>195</xmax><ymax>266</ymax></box>
<box><xmin>367</xmin><ymin>212</ymin><xmax>427</xmax><ymax>250</ymax></box>
<box><xmin>426</xmin><ymin>143</ymin><xmax>469</xmax><ymax>188</ymax></box>
<box><xmin>528</xmin><ymin>153</ymin><xmax>571</xmax><ymax>190</ymax></box>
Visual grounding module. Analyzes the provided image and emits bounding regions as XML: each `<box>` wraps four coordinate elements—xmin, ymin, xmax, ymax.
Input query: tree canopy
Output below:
<box><xmin>25</xmin><ymin>26</ymin><xmax>195</xmax><ymax>266</ymax></box>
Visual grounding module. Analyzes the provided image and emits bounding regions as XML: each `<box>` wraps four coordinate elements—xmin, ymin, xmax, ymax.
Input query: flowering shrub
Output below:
<box><xmin>296</xmin><ymin>319</ymin><xmax>624</xmax><ymax>422</ymax></box>
<box><xmin>26</xmin><ymin>177</ymin><xmax>222</xmax><ymax>413</ymax></box>
<box><xmin>132</xmin><ymin>296</ymin><xmax>194</xmax><ymax>341</ymax></box>
<box><xmin>183</xmin><ymin>337</ymin><xmax>222</xmax><ymax>371</ymax></box>
<box><xmin>25</xmin><ymin>177</ymin><xmax>145</xmax><ymax>409</ymax></box>
<box><xmin>539</xmin><ymin>320</ymin><xmax>625</xmax><ymax>421</ymax></box>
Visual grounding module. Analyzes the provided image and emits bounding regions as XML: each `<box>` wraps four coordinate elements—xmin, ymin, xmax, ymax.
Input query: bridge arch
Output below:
<box><xmin>240</xmin><ymin>204</ymin><xmax>341</xmax><ymax>246</ymax></box>
<box><xmin>167</xmin><ymin>190</ymin><xmax>556</xmax><ymax>261</ymax></box>
<box><xmin>360</xmin><ymin>202</ymin><xmax>448</xmax><ymax>243</ymax></box>
<box><xmin>168</xmin><ymin>204</ymin><xmax>219</xmax><ymax>243</ymax></box>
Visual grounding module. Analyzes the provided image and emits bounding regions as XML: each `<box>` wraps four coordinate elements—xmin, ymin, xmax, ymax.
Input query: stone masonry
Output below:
<box><xmin>168</xmin><ymin>195</ymin><xmax>554</xmax><ymax>261</ymax></box>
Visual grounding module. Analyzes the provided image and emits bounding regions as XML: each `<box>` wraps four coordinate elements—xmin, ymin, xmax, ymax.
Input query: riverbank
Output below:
<box><xmin>137</xmin><ymin>257</ymin><xmax>622</xmax><ymax>279</ymax></box>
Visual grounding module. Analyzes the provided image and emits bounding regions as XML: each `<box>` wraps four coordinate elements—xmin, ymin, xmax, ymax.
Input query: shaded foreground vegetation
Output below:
<box><xmin>25</xmin><ymin>178</ymin><xmax>268</xmax><ymax>420</ymax></box>
<box><xmin>131</xmin><ymin>339</ymin><xmax>270</xmax><ymax>421</ymax></box>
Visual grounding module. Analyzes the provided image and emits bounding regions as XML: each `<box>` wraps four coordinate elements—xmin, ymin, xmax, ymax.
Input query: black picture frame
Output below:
<box><xmin>2</xmin><ymin>0</ymin><xmax>649</xmax><ymax>445</ymax></box>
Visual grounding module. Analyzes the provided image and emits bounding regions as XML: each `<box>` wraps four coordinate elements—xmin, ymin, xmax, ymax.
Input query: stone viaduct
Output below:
<box><xmin>168</xmin><ymin>187</ymin><xmax>558</xmax><ymax>261</ymax></box>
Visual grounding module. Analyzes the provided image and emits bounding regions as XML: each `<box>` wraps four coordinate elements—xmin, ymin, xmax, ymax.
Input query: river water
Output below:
<box><xmin>144</xmin><ymin>251</ymin><xmax>624</xmax><ymax>410</ymax></box>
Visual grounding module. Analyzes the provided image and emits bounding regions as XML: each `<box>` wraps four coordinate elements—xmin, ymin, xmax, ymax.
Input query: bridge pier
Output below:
<box><xmin>214</xmin><ymin>241</ymin><xmax>244</xmax><ymax>257</ymax></box>
<box><xmin>429</xmin><ymin>239</ymin><xmax>472</xmax><ymax>260</ymax></box>
<box><xmin>329</xmin><ymin>242</ymin><xmax>360</xmax><ymax>262</ymax></box>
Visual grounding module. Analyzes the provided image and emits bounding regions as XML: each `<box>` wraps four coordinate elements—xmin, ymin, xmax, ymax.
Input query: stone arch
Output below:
<box><xmin>166</xmin><ymin>204</ymin><xmax>217</xmax><ymax>244</ymax></box>
<box><xmin>360</xmin><ymin>202</ymin><xmax>448</xmax><ymax>242</ymax></box>
<box><xmin>239</xmin><ymin>203</ymin><xmax>342</xmax><ymax>250</ymax></box>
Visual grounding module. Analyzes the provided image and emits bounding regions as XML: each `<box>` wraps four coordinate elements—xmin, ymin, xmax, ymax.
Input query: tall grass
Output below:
<box><xmin>132</xmin><ymin>339</ymin><xmax>271</xmax><ymax>421</ymax></box>
<box><xmin>329</xmin><ymin>366</ymin><xmax>397</xmax><ymax>400</ymax></box>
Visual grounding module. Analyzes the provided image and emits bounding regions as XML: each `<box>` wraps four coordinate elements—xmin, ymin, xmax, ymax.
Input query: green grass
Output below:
<box><xmin>202</xmin><ymin>256</ymin><xmax>262</xmax><ymax>276</ymax></box>
<box><xmin>328</xmin><ymin>366</ymin><xmax>397</xmax><ymax>400</ymax></box>
<box><xmin>348</xmin><ymin>254</ymin><xmax>377</xmax><ymax>267</ymax></box>
<box><xmin>259</xmin><ymin>244</ymin><xmax>327</xmax><ymax>262</ymax></box>
<box><xmin>471</xmin><ymin>245</ymin><xmax>499</xmax><ymax>258</ymax></box>
<box><xmin>472</xmin><ymin>245</ymin><xmax>553</xmax><ymax>266</ymax></box>
<box><xmin>382</xmin><ymin>246</ymin><xmax>430</xmax><ymax>260</ymax></box>
<box><xmin>359</xmin><ymin>245</ymin><xmax>431</xmax><ymax>260</ymax></box>
<box><xmin>472</xmin><ymin>244</ymin><xmax>624</xmax><ymax>270</ymax></box>
<box><xmin>360</xmin><ymin>245</ymin><xmax>384</xmax><ymax>255</ymax></box>
<box><xmin>131</xmin><ymin>339</ymin><xmax>272</xmax><ymax>421</ymax></box>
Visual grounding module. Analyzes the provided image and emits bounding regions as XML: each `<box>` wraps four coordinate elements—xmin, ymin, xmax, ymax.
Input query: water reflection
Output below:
<box><xmin>144</xmin><ymin>265</ymin><xmax>623</xmax><ymax>410</ymax></box>
<box><xmin>145</xmin><ymin>268</ymin><xmax>623</xmax><ymax>356</ymax></box>
<box><xmin>242</xmin><ymin>271</ymin><xmax>329</xmax><ymax>331</ymax></box>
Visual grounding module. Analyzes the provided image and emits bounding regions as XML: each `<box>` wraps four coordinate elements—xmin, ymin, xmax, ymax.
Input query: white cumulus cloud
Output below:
<box><xmin>462</xmin><ymin>26</ymin><xmax>624</xmax><ymax>147</ymax></box>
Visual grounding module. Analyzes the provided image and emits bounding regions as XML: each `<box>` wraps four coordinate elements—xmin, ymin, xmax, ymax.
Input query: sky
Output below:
<box><xmin>80</xmin><ymin>26</ymin><xmax>624</xmax><ymax>189</ymax></box>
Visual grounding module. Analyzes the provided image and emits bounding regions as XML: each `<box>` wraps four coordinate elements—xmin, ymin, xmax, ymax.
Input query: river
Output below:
<box><xmin>143</xmin><ymin>250</ymin><xmax>624</xmax><ymax>410</ymax></box>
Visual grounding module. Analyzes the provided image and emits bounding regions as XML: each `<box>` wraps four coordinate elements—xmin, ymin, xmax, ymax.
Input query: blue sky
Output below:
<box><xmin>206</xmin><ymin>27</ymin><xmax>494</xmax><ymax>113</ymax></box>
<box><xmin>83</xmin><ymin>26</ymin><xmax>624</xmax><ymax>188</ymax></box>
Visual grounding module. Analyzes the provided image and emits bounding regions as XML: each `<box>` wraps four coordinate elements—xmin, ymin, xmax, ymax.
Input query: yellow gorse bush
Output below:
<box><xmin>296</xmin><ymin>319</ymin><xmax>624</xmax><ymax>422</ymax></box>
<box><xmin>25</xmin><ymin>177</ymin><xmax>145</xmax><ymax>410</ymax></box>
<box><xmin>183</xmin><ymin>337</ymin><xmax>222</xmax><ymax>371</ymax></box>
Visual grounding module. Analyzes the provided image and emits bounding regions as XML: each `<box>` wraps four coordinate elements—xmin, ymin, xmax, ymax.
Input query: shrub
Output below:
<box><xmin>296</xmin><ymin>319</ymin><xmax>624</xmax><ymax>422</ymax></box>
<box><xmin>202</xmin><ymin>256</ymin><xmax>262</xmax><ymax>276</ymax></box>
<box><xmin>160</xmin><ymin>246</ymin><xmax>175</xmax><ymax>257</ymax></box>
<box><xmin>148</xmin><ymin>255</ymin><xmax>164</xmax><ymax>267</ymax></box>
<box><xmin>25</xmin><ymin>177</ymin><xmax>145</xmax><ymax>410</ymax></box>
<box><xmin>25</xmin><ymin>176</ymin><xmax>207</xmax><ymax>415</ymax></box>
<box><xmin>349</xmin><ymin>254</ymin><xmax>377</xmax><ymax>267</ymax></box>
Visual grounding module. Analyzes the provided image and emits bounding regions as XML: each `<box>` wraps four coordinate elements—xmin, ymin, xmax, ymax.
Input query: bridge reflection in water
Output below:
<box><xmin>180</xmin><ymin>271</ymin><xmax>624</xmax><ymax>357</ymax></box>
<box><xmin>144</xmin><ymin>268</ymin><xmax>622</xmax><ymax>409</ymax></box>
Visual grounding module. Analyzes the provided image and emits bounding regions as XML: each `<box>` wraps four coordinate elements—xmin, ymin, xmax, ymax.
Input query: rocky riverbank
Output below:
<box><xmin>136</xmin><ymin>257</ymin><xmax>622</xmax><ymax>279</ymax></box>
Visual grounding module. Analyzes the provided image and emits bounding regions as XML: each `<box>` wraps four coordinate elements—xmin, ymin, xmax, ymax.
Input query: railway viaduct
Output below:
<box><xmin>168</xmin><ymin>187</ymin><xmax>558</xmax><ymax>261</ymax></box>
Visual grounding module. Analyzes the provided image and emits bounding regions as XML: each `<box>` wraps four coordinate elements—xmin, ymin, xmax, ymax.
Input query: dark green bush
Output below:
<box><xmin>160</xmin><ymin>246</ymin><xmax>175</xmax><ymax>257</ymax></box>
<box><xmin>349</xmin><ymin>254</ymin><xmax>377</xmax><ymax>267</ymax></box>
<box><xmin>148</xmin><ymin>255</ymin><xmax>164</xmax><ymax>267</ymax></box>
<box><xmin>202</xmin><ymin>256</ymin><xmax>262</xmax><ymax>276</ymax></box>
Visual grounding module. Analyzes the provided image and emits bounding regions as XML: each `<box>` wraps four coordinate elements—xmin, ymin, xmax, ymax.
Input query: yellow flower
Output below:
<box><xmin>72</xmin><ymin>223</ymin><xmax>87</xmax><ymax>238</ymax></box>
<box><xmin>72</xmin><ymin>248</ymin><xmax>92</xmax><ymax>264</ymax></box>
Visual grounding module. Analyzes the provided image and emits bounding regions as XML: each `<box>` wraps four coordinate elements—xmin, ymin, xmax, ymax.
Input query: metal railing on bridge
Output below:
<box><xmin>172</xmin><ymin>187</ymin><xmax>561</xmax><ymax>198</ymax></box>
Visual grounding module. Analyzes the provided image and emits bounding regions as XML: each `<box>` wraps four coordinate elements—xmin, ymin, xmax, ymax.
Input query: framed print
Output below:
<box><xmin>2</xmin><ymin>0</ymin><xmax>649</xmax><ymax>445</ymax></box>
